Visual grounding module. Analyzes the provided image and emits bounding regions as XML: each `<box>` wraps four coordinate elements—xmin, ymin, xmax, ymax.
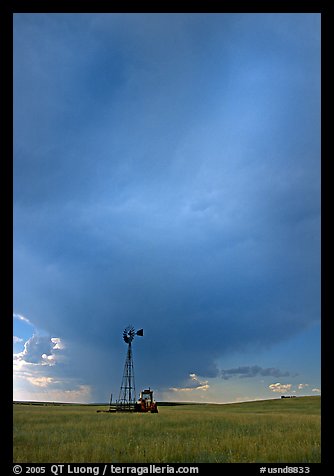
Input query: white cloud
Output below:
<box><xmin>13</xmin><ymin>319</ymin><xmax>89</xmax><ymax>403</ymax></box>
<box><xmin>14</xmin><ymin>335</ymin><xmax>65</xmax><ymax>366</ymax></box>
<box><xmin>268</xmin><ymin>382</ymin><xmax>292</xmax><ymax>393</ymax></box>
<box><xmin>41</xmin><ymin>353</ymin><xmax>56</xmax><ymax>365</ymax></box>
<box><xmin>14</xmin><ymin>335</ymin><xmax>67</xmax><ymax>397</ymax></box>
<box><xmin>297</xmin><ymin>383</ymin><xmax>309</xmax><ymax>390</ymax></box>
<box><xmin>51</xmin><ymin>337</ymin><xmax>65</xmax><ymax>350</ymax></box>
<box><xmin>169</xmin><ymin>385</ymin><xmax>210</xmax><ymax>393</ymax></box>
<box><xmin>13</xmin><ymin>336</ymin><xmax>23</xmax><ymax>343</ymax></box>
<box><xmin>13</xmin><ymin>340</ymin><xmax>92</xmax><ymax>403</ymax></box>
<box><xmin>13</xmin><ymin>313</ymin><xmax>33</xmax><ymax>325</ymax></box>
<box><xmin>26</xmin><ymin>376</ymin><xmax>58</xmax><ymax>387</ymax></box>
<box><xmin>169</xmin><ymin>373</ymin><xmax>210</xmax><ymax>392</ymax></box>
<box><xmin>14</xmin><ymin>383</ymin><xmax>92</xmax><ymax>403</ymax></box>
<box><xmin>312</xmin><ymin>388</ymin><xmax>321</xmax><ymax>393</ymax></box>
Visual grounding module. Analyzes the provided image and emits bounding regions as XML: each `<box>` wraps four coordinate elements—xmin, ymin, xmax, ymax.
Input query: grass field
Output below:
<box><xmin>13</xmin><ymin>396</ymin><xmax>320</xmax><ymax>463</ymax></box>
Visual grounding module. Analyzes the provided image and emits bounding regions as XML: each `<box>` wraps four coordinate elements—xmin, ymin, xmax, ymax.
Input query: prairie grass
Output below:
<box><xmin>13</xmin><ymin>396</ymin><xmax>320</xmax><ymax>463</ymax></box>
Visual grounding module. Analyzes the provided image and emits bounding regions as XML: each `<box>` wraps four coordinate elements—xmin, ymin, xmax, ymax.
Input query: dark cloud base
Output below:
<box><xmin>14</xmin><ymin>13</ymin><xmax>320</xmax><ymax>401</ymax></box>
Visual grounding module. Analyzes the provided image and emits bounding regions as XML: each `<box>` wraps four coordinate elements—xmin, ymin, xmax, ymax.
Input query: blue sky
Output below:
<box><xmin>13</xmin><ymin>13</ymin><xmax>320</xmax><ymax>403</ymax></box>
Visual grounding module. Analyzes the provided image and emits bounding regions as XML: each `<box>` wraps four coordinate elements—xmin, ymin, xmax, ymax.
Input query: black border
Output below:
<box><xmin>4</xmin><ymin>0</ymin><xmax>331</xmax><ymax>472</ymax></box>
<box><xmin>1</xmin><ymin>0</ymin><xmax>14</xmax><ymax>470</ymax></box>
<box><xmin>3</xmin><ymin>0</ymin><xmax>331</xmax><ymax>14</ymax></box>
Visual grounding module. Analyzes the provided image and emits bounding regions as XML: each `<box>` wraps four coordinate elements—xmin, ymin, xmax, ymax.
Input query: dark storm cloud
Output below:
<box><xmin>13</xmin><ymin>14</ymin><xmax>320</xmax><ymax>401</ymax></box>
<box><xmin>221</xmin><ymin>366</ymin><xmax>293</xmax><ymax>380</ymax></box>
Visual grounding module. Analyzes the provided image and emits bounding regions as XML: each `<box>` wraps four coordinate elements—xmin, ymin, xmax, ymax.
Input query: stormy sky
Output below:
<box><xmin>13</xmin><ymin>13</ymin><xmax>321</xmax><ymax>403</ymax></box>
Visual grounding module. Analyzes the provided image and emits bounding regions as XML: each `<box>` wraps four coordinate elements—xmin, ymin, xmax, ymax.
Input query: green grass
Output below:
<box><xmin>13</xmin><ymin>396</ymin><xmax>320</xmax><ymax>463</ymax></box>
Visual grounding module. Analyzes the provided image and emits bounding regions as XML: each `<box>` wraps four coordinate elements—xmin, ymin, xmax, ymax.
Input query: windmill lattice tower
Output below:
<box><xmin>117</xmin><ymin>325</ymin><xmax>143</xmax><ymax>411</ymax></box>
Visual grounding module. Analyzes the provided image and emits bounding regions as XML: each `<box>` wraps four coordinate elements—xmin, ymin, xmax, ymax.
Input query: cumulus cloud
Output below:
<box><xmin>169</xmin><ymin>373</ymin><xmax>210</xmax><ymax>392</ymax></box>
<box><xmin>13</xmin><ymin>333</ymin><xmax>91</xmax><ymax>403</ymax></box>
<box><xmin>13</xmin><ymin>336</ymin><xmax>23</xmax><ymax>343</ymax></box>
<box><xmin>51</xmin><ymin>337</ymin><xmax>65</xmax><ymax>350</ymax></box>
<box><xmin>267</xmin><ymin>383</ymin><xmax>321</xmax><ymax>395</ymax></box>
<box><xmin>268</xmin><ymin>382</ymin><xmax>292</xmax><ymax>393</ymax></box>
<box><xmin>221</xmin><ymin>366</ymin><xmax>292</xmax><ymax>380</ymax></box>
<box><xmin>14</xmin><ymin>335</ymin><xmax>66</xmax><ymax>388</ymax></box>
<box><xmin>41</xmin><ymin>353</ymin><xmax>56</xmax><ymax>365</ymax></box>
<box><xmin>14</xmin><ymin>335</ymin><xmax>64</xmax><ymax>366</ymax></box>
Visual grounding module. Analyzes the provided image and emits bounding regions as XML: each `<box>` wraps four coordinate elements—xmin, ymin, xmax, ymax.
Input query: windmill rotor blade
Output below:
<box><xmin>123</xmin><ymin>325</ymin><xmax>135</xmax><ymax>343</ymax></box>
<box><xmin>122</xmin><ymin>325</ymin><xmax>143</xmax><ymax>343</ymax></box>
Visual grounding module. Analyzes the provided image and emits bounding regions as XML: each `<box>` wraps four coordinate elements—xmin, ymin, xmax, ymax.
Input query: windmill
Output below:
<box><xmin>116</xmin><ymin>325</ymin><xmax>143</xmax><ymax>411</ymax></box>
<box><xmin>96</xmin><ymin>325</ymin><xmax>158</xmax><ymax>414</ymax></box>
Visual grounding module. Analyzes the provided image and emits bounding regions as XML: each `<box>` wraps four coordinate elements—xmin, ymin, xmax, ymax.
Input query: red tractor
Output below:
<box><xmin>135</xmin><ymin>388</ymin><xmax>158</xmax><ymax>413</ymax></box>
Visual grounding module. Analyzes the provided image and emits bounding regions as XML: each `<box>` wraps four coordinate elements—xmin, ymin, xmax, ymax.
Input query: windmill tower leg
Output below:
<box><xmin>117</xmin><ymin>342</ymin><xmax>136</xmax><ymax>411</ymax></box>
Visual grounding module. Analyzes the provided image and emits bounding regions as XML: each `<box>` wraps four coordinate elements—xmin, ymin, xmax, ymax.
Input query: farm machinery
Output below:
<box><xmin>135</xmin><ymin>388</ymin><xmax>158</xmax><ymax>413</ymax></box>
<box><xmin>98</xmin><ymin>326</ymin><xmax>158</xmax><ymax>413</ymax></box>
